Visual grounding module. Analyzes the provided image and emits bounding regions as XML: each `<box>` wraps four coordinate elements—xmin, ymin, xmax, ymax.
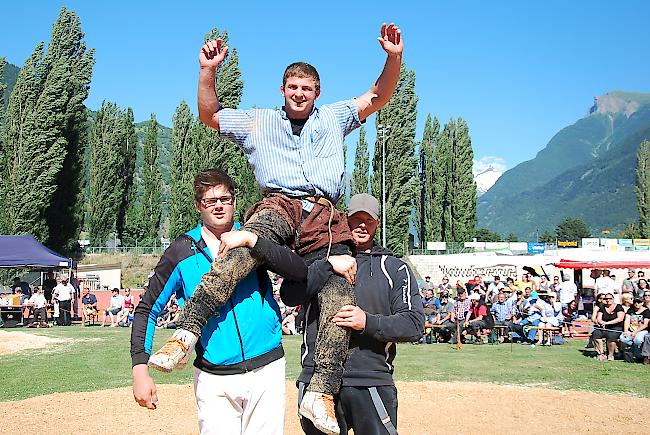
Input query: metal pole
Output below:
<box><xmin>382</xmin><ymin>128</ymin><xmax>386</xmax><ymax>247</ymax></box>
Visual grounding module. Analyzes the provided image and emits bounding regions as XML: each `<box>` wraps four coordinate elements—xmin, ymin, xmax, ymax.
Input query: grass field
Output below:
<box><xmin>2</xmin><ymin>325</ymin><xmax>649</xmax><ymax>402</ymax></box>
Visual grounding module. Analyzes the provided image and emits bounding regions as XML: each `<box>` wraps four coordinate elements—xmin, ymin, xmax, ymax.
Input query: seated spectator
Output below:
<box><xmin>621</xmin><ymin>293</ymin><xmax>634</xmax><ymax>313</ymax></box>
<box><xmin>620</xmin><ymin>298</ymin><xmax>650</xmax><ymax>360</ymax></box>
<box><xmin>116</xmin><ymin>288</ymin><xmax>134</xmax><ymax>325</ymax></box>
<box><xmin>644</xmin><ymin>289</ymin><xmax>650</xmax><ymax>309</ymax></box>
<box><xmin>592</xmin><ymin>294</ymin><xmax>625</xmax><ymax>361</ymax></box>
<box><xmin>454</xmin><ymin>280</ymin><xmax>465</xmax><ymax>297</ymax></box>
<box><xmin>490</xmin><ymin>291</ymin><xmax>516</xmax><ymax>337</ymax></box>
<box><xmin>535</xmin><ymin>292</ymin><xmax>563</xmax><ymax>345</ymax></box>
<box><xmin>512</xmin><ymin>291</ymin><xmax>543</xmax><ymax>343</ymax></box>
<box><xmin>12</xmin><ymin>276</ymin><xmax>31</xmax><ymax>298</ymax></box>
<box><xmin>27</xmin><ymin>286</ymin><xmax>48</xmax><ymax>326</ymax></box>
<box><xmin>158</xmin><ymin>302</ymin><xmax>181</xmax><ymax>329</ymax></box>
<box><xmin>433</xmin><ymin>293</ymin><xmax>455</xmax><ymax>342</ymax></box>
<box><xmin>422</xmin><ymin>289</ymin><xmax>439</xmax><ymax>324</ymax></box>
<box><xmin>281</xmin><ymin>309</ymin><xmax>298</xmax><ymax>335</ymax></box>
<box><xmin>636</xmin><ymin>278</ymin><xmax>649</xmax><ymax>299</ymax></box>
<box><xmin>81</xmin><ymin>287</ymin><xmax>98</xmax><ymax>326</ymax></box>
<box><xmin>118</xmin><ymin>306</ymin><xmax>136</xmax><ymax>327</ymax></box>
<box><xmin>550</xmin><ymin>275</ymin><xmax>561</xmax><ymax>293</ymax></box>
<box><xmin>451</xmin><ymin>290</ymin><xmax>471</xmax><ymax>344</ymax></box>
<box><xmin>463</xmin><ymin>293</ymin><xmax>488</xmax><ymax>340</ymax></box>
<box><xmin>102</xmin><ymin>288</ymin><xmax>124</xmax><ymax>327</ymax></box>
<box><xmin>437</xmin><ymin>276</ymin><xmax>453</xmax><ymax>296</ymax></box>
<box><xmin>467</xmin><ymin>275</ymin><xmax>486</xmax><ymax>294</ymax></box>
<box><xmin>562</xmin><ymin>299</ymin><xmax>579</xmax><ymax>337</ymax></box>
<box><xmin>486</xmin><ymin>276</ymin><xmax>504</xmax><ymax>304</ymax></box>
<box><xmin>512</xmin><ymin>290</ymin><xmax>528</xmax><ymax>323</ymax></box>
<box><xmin>538</xmin><ymin>275</ymin><xmax>551</xmax><ymax>293</ymax></box>
<box><xmin>15</xmin><ymin>287</ymin><xmax>29</xmax><ymax>305</ymax></box>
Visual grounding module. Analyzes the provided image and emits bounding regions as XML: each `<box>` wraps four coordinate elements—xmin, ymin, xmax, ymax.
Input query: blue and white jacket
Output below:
<box><xmin>130</xmin><ymin>224</ymin><xmax>283</xmax><ymax>374</ymax></box>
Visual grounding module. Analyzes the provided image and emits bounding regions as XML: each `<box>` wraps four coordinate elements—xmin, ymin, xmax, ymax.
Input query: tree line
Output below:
<box><xmin>4</xmin><ymin>8</ymin><xmax>647</xmax><ymax>257</ymax></box>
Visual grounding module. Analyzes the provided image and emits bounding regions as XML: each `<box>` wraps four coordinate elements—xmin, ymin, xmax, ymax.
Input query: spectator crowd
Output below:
<box><xmin>418</xmin><ymin>269</ymin><xmax>650</xmax><ymax>364</ymax></box>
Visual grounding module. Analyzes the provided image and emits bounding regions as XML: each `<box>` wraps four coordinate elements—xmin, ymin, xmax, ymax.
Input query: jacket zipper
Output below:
<box><xmin>229</xmin><ymin>299</ymin><xmax>247</xmax><ymax>371</ymax></box>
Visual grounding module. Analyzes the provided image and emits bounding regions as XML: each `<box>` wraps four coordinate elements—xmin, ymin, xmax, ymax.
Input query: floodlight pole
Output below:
<box><xmin>378</xmin><ymin>124</ymin><xmax>391</xmax><ymax>247</ymax></box>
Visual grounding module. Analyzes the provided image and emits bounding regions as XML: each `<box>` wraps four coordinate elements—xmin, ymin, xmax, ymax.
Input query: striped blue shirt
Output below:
<box><xmin>490</xmin><ymin>294</ymin><xmax>517</xmax><ymax>322</ymax></box>
<box><xmin>218</xmin><ymin>100</ymin><xmax>361</xmax><ymax>207</ymax></box>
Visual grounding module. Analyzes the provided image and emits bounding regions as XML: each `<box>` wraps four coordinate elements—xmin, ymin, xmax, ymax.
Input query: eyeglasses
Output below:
<box><xmin>604</xmin><ymin>297</ymin><xmax>614</xmax><ymax>300</ymax></box>
<box><xmin>201</xmin><ymin>195</ymin><xmax>234</xmax><ymax>208</ymax></box>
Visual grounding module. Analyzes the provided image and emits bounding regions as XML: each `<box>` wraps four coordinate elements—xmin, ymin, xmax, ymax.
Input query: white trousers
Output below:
<box><xmin>193</xmin><ymin>357</ymin><xmax>285</xmax><ymax>435</ymax></box>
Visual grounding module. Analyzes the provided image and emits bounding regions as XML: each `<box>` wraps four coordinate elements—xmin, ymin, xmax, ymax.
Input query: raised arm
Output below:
<box><xmin>197</xmin><ymin>39</ymin><xmax>229</xmax><ymax>131</ymax></box>
<box><xmin>356</xmin><ymin>23</ymin><xmax>403</xmax><ymax>121</ymax></box>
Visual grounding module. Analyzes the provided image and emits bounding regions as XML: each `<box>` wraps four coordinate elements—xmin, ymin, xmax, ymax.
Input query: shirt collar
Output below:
<box><xmin>279</xmin><ymin>105</ymin><xmax>318</xmax><ymax>120</ymax></box>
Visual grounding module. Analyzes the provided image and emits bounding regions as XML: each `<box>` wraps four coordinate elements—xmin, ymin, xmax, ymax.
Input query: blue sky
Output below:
<box><xmin>2</xmin><ymin>1</ymin><xmax>649</xmax><ymax>173</ymax></box>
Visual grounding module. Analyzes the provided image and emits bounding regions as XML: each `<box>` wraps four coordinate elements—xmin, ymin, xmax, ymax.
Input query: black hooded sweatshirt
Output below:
<box><xmin>259</xmin><ymin>241</ymin><xmax>424</xmax><ymax>387</ymax></box>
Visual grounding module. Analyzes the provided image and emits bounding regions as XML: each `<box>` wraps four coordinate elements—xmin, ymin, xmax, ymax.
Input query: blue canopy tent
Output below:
<box><xmin>0</xmin><ymin>235</ymin><xmax>75</xmax><ymax>269</ymax></box>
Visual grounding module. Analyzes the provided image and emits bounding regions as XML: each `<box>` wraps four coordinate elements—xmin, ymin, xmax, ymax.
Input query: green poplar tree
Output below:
<box><xmin>451</xmin><ymin>118</ymin><xmax>477</xmax><ymax>242</ymax></box>
<box><xmin>351</xmin><ymin>126</ymin><xmax>370</xmax><ymax>196</ymax></box>
<box><xmin>87</xmin><ymin>101</ymin><xmax>125</xmax><ymax>245</ymax></box>
<box><xmin>141</xmin><ymin>114</ymin><xmax>162</xmax><ymax>245</ymax></box>
<box><xmin>418</xmin><ymin>114</ymin><xmax>439</xmax><ymax>244</ymax></box>
<box><xmin>430</xmin><ymin>118</ymin><xmax>477</xmax><ymax>242</ymax></box>
<box><xmin>192</xmin><ymin>28</ymin><xmax>260</xmax><ymax>221</ymax></box>
<box><xmin>0</xmin><ymin>58</ymin><xmax>6</xmax><ymax>232</ymax></box>
<box><xmin>0</xmin><ymin>8</ymin><xmax>94</xmax><ymax>252</ymax></box>
<box><xmin>636</xmin><ymin>140</ymin><xmax>650</xmax><ymax>237</ymax></box>
<box><xmin>371</xmin><ymin>64</ymin><xmax>419</xmax><ymax>256</ymax></box>
<box><xmin>116</xmin><ymin>108</ymin><xmax>137</xmax><ymax>241</ymax></box>
<box><xmin>169</xmin><ymin>101</ymin><xmax>199</xmax><ymax>239</ymax></box>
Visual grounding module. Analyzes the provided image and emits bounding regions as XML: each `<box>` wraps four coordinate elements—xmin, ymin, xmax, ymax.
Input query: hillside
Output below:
<box><xmin>478</xmin><ymin>92</ymin><xmax>650</xmax><ymax>238</ymax></box>
<box><xmin>1</xmin><ymin>62</ymin><xmax>19</xmax><ymax>107</ymax></box>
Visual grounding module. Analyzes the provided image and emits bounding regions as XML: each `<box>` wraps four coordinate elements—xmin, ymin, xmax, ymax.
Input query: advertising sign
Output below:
<box><xmin>527</xmin><ymin>242</ymin><xmax>545</xmax><ymax>254</ymax></box>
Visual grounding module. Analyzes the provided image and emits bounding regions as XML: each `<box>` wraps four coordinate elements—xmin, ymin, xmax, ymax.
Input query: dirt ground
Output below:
<box><xmin>2</xmin><ymin>331</ymin><xmax>648</xmax><ymax>434</ymax></box>
<box><xmin>0</xmin><ymin>330</ymin><xmax>67</xmax><ymax>356</ymax></box>
<box><xmin>1</xmin><ymin>381</ymin><xmax>649</xmax><ymax>434</ymax></box>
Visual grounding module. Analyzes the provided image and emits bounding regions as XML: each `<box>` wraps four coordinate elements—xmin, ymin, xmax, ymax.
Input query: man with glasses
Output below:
<box><xmin>131</xmin><ymin>169</ymin><xmax>292</xmax><ymax>434</ymax></box>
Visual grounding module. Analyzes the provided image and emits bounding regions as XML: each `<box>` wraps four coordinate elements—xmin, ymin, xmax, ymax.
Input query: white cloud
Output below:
<box><xmin>473</xmin><ymin>156</ymin><xmax>507</xmax><ymax>176</ymax></box>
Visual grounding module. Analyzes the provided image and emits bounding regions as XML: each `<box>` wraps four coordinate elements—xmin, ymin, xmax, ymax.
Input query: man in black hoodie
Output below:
<box><xmin>282</xmin><ymin>193</ymin><xmax>424</xmax><ymax>434</ymax></box>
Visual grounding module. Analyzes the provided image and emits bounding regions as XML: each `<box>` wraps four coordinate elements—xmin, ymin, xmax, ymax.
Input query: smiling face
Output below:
<box><xmin>195</xmin><ymin>184</ymin><xmax>236</xmax><ymax>235</ymax></box>
<box><xmin>281</xmin><ymin>76</ymin><xmax>320</xmax><ymax>119</ymax></box>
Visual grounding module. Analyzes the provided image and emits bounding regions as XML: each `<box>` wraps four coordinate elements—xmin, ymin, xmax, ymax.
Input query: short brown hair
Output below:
<box><xmin>283</xmin><ymin>62</ymin><xmax>320</xmax><ymax>92</ymax></box>
<box><xmin>193</xmin><ymin>169</ymin><xmax>235</xmax><ymax>203</ymax></box>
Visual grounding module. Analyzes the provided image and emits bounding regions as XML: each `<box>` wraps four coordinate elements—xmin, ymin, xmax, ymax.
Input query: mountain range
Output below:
<box><xmin>478</xmin><ymin>91</ymin><xmax>650</xmax><ymax>239</ymax></box>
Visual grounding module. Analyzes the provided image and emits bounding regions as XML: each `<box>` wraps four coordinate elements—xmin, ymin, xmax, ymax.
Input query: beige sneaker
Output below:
<box><xmin>299</xmin><ymin>391</ymin><xmax>339</xmax><ymax>434</ymax></box>
<box><xmin>148</xmin><ymin>329</ymin><xmax>197</xmax><ymax>373</ymax></box>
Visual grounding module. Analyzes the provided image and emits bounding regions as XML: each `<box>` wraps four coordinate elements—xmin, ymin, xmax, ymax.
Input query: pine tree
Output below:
<box><xmin>636</xmin><ymin>140</ymin><xmax>650</xmax><ymax>237</ymax></box>
<box><xmin>351</xmin><ymin>126</ymin><xmax>370</xmax><ymax>196</ymax></box>
<box><xmin>141</xmin><ymin>114</ymin><xmax>162</xmax><ymax>245</ymax></box>
<box><xmin>192</xmin><ymin>28</ymin><xmax>260</xmax><ymax>221</ymax></box>
<box><xmin>169</xmin><ymin>101</ymin><xmax>199</xmax><ymax>239</ymax></box>
<box><xmin>371</xmin><ymin>64</ymin><xmax>419</xmax><ymax>256</ymax></box>
<box><xmin>0</xmin><ymin>8</ymin><xmax>94</xmax><ymax>252</ymax></box>
<box><xmin>87</xmin><ymin>101</ymin><xmax>126</xmax><ymax>245</ymax></box>
<box><xmin>116</xmin><ymin>108</ymin><xmax>137</xmax><ymax>240</ymax></box>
